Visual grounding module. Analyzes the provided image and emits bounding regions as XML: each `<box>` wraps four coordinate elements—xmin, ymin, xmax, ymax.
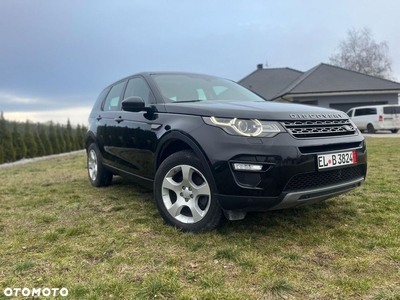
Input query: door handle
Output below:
<box><xmin>114</xmin><ymin>117</ymin><xmax>124</xmax><ymax>123</ymax></box>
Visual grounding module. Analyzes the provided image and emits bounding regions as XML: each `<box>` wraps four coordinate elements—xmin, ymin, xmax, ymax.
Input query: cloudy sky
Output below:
<box><xmin>1</xmin><ymin>0</ymin><xmax>399</xmax><ymax>125</ymax></box>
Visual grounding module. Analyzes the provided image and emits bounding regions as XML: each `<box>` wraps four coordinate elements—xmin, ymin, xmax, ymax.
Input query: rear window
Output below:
<box><xmin>354</xmin><ymin>108</ymin><xmax>377</xmax><ymax>116</ymax></box>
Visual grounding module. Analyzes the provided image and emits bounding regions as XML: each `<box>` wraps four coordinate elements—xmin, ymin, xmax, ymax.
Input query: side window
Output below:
<box><xmin>347</xmin><ymin>110</ymin><xmax>353</xmax><ymax>117</ymax></box>
<box><xmin>354</xmin><ymin>109</ymin><xmax>364</xmax><ymax>116</ymax></box>
<box><xmin>354</xmin><ymin>108</ymin><xmax>376</xmax><ymax>116</ymax></box>
<box><xmin>123</xmin><ymin>77</ymin><xmax>154</xmax><ymax>105</ymax></box>
<box><xmin>384</xmin><ymin>106</ymin><xmax>395</xmax><ymax>114</ymax></box>
<box><xmin>103</xmin><ymin>81</ymin><xmax>125</xmax><ymax>111</ymax></box>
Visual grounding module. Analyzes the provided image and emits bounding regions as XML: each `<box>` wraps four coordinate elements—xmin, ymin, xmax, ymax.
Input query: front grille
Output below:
<box><xmin>284</xmin><ymin>165</ymin><xmax>365</xmax><ymax>192</ymax></box>
<box><xmin>281</xmin><ymin>119</ymin><xmax>356</xmax><ymax>138</ymax></box>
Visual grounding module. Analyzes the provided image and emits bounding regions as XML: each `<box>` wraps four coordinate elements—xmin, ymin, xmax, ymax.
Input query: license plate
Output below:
<box><xmin>318</xmin><ymin>151</ymin><xmax>357</xmax><ymax>169</ymax></box>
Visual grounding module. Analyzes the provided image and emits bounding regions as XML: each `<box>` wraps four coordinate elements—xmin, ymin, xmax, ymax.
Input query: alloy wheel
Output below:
<box><xmin>161</xmin><ymin>164</ymin><xmax>211</xmax><ymax>224</ymax></box>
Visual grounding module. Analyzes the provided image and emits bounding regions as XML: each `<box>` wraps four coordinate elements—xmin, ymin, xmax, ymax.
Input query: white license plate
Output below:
<box><xmin>318</xmin><ymin>151</ymin><xmax>357</xmax><ymax>169</ymax></box>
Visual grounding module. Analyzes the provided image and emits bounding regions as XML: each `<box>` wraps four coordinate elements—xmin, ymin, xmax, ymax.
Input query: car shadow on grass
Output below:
<box><xmin>107</xmin><ymin>176</ymin><xmax>358</xmax><ymax>237</ymax></box>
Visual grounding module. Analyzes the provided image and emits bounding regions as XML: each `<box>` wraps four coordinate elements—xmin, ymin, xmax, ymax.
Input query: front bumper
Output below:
<box><xmin>215</xmin><ymin>177</ymin><xmax>364</xmax><ymax>211</ymax></box>
<box><xmin>191</xmin><ymin>125</ymin><xmax>367</xmax><ymax>211</ymax></box>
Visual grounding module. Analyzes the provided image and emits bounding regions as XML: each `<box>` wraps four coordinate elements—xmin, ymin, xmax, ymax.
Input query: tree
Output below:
<box><xmin>39</xmin><ymin>125</ymin><xmax>53</xmax><ymax>156</ymax></box>
<box><xmin>66</xmin><ymin>119</ymin><xmax>79</xmax><ymax>151</ymax></box>
<box><xmin>62</xmin><ymin>125</ymin><xmax>71</xmax><ymax>152</ymax></box>
<box><xmin>34</xmin><ymin>124</ymin><xmax>45</xmax><ymax>157</ymax></box>
<box><xmin>56</xmin><ymin>124</ymin><xmax>65</xmax><ymax>153</ymax></box>
<box><xmin>0</xmin><ymin>112</ymin><xmax>16</xmax><ymax>162</ymax></box>
<box><xmin>12</xmin><ymin>121</ymin><xmax>27</xmax><ymax>160</ymax></box>
<box><xmin>24</xmin><ymin>120</ymin><xmax>38</xmax><ymax>158</ymax></box>
<box><xmin>329</xmin><ymin>27</ymin><xmax>393</xmax><ymax>79</ymax></box>
<box><xmin>48</xmin><ymin>121</ymin><xmax>61</xmax><ymax>154</ymax></box>
<box><xmin>76</xmin><ymin>124</ymin><xmax>85</xmax><ymax>149</ymax></box>
<box><xmin>0</xmin><ymin>144</ymin><xmax>4</xmax><ymax>164</ymax></box>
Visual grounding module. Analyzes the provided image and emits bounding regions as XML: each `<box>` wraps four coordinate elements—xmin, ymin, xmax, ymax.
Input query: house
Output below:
<box><xmin>238</xmin><ymin>63</ymin><xmax>400</xmax><ymax>112</ymax></box>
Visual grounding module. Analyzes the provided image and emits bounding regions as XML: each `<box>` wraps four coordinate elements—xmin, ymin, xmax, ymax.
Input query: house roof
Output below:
<box><xmin>238</xmin><ymin>67</ymin><xmax>303</xmax><ymax>100</ymax></box>
<box><xmin>239</xmin><ymin>63</ymin><xmax>400</xmax><ymax>100</ymax></box>
<box><xmin>276</xmin><ymin>63</ymin><xmax>400</xmax><ymax>98</ymax></box>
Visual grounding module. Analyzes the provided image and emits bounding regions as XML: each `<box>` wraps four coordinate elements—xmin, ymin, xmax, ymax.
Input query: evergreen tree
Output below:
<box><xmin>34</xmin><ymin>124</ymin><xmax>45</xmax><ymax>157</ymax></box>
<box><xmin>81</xmin><ymin>124</ymin><xmax>88</xmax><ymax>149</ymax></box>
<box><xmin>56</xmin><ymin>123</ymin><xmax>66</xmax><ymax>153</ymax></box>
<box><xmin>0</xmin><ymin>143</ymin><xmax>4</xmax><ymax>164</ymax></box>
<box><xmin>66</xmin><ymin>119</ymin><xmax>79</xmax><ymax>151</ymax></box>
<box><xmin>0</xmin><ymin>112</ymin><xmax>16</xmax><ymax>162</ymax></box>
<box><xmin>62</xmin><ymin>125</ymin><xmax>71</xmax><ymax>152</ymax></box>
<box><xmin>12</xmin><ymin>121</ymin><xmax>27</xmax><ymax>160</ymax></box>
<box><xmin>48</xmin><ymin>121</ymin><xmax>60</xmax><ymax>154</ymax></box>
<box><xmin>24</xmin><ymin>120</ymin><xmax>38</xmax><ymax>158</ymax></box>
<box><xmin>76</xmin><ymin>124</ymin><xmax>85</xmax><ymax>149</ymax></box>
<box><xmin>39</xmin><ymin>124</ymin><xmax>53</xmax><ymax>155</ymax></box>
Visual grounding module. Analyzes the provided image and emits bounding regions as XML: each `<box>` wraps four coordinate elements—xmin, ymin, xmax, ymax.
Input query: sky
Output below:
<box><xmin>1</xmin><ymin>0</ymin><xmax>400</xmax><ymax>125</ymax></box>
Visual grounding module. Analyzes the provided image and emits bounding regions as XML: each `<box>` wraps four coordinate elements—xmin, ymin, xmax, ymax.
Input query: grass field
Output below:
<box><xmin>0</xmin><ymin>138</ymin><xmax>399</xmax><ymax>299</ymax></box>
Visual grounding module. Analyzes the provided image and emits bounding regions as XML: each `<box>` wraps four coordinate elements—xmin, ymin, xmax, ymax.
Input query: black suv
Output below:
<box><xmin>85</xmin><ymin>72</ymin><xmax>367</xmax><ymax>232</ymax></box>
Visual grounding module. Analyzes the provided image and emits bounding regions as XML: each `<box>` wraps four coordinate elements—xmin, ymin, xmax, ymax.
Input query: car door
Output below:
<box><xmin>110</xmin><ymin>76</ymin><xmax>158</xmax><ymax>179</ymax></box>
<box><xmin>352</xmin><ymin>108</ymin><xmax>366</xmax><ymax>129</ymax></box>
<box><xmin>95</xmin><ymin>80</ymin><xmax>127</xmax><ymax>168</ymax></box>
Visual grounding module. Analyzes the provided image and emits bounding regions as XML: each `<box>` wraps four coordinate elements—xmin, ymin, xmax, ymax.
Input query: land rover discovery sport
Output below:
<box><xmin>85</xmin><ymin>72</ymin><xmax>367</xmax><ymax>232</ymax></box>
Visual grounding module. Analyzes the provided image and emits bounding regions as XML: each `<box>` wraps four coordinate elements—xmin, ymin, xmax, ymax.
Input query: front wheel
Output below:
<box><xmin>154</xmin><ymin>150</ymin><xmax>222</xmax><ymax>232</ymax></box>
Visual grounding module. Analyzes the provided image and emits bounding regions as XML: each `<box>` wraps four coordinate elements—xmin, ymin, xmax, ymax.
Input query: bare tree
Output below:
<box><xmin>329</xmin><ymin>27</ymin><xmax>393</xmax><ymax>79</ymax></box>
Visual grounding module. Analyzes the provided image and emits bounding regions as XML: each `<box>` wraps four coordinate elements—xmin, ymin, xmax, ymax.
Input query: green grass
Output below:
<box><xmin>0</xmin><ymin>138</ymin><xmax>399</xmax><ymax>299</ymax></box>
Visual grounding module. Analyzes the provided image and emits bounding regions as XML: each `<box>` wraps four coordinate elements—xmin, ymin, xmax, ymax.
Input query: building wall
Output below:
<box><xmin>293</xmin><ymin>93</ymin><xmax>399</xmax><ymax>112</ymax></box>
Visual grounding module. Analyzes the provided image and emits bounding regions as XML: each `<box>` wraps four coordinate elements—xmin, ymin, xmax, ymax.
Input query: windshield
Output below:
<box><xmin>151</xmin><ymin>74</ymin><xmax>265</xmax><ymax>102</ymax></box>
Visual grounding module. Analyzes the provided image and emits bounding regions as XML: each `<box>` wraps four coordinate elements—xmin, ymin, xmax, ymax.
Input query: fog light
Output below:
<box><xmin>233</xmin><ymin>163</ymin><xmax>263</xmax><ymax>171</ymax></box>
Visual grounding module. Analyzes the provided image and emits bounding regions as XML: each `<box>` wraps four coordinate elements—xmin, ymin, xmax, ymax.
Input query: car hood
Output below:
<box><xmin>162</xmin><ymin>101</ymin><xmax>348</xmax><ymax>120</ymax></box>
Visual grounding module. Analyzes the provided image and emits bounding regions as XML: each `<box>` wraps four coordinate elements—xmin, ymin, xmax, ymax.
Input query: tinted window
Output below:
<box><xmin>346</xmin><ymin>110</ymin><xmax>353</xmax><ymax>117</ymax></box>
<box><xmin>383</xmin><ymin>107</ymin><xmax>393</xmax><ymax>114</ymax></box>
<box><xmin>152</xmin><ymin>74</ymin><xmax>264</xmax><ymax>102</ymax></box>
<box><xmin>103</xmin><ymin>81</ymin><xmax>125</xmax><ymax>111</ymax></box>
<box><xmin>123</xmin><ymin>77</ymin><xmax>154</xmax><ymax>105</ymax></box>
<box><xmin>383</xmin><ymin>106</ymin><xmax>400</xmax><ymax>114</ymax></box>
<box><xmin>354</xmin><ymin>108</ymin><xmax>377</xmax><ymax>116</ymax></box>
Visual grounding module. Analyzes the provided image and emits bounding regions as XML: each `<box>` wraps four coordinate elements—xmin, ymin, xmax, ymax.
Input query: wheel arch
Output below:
<box><xmin>85</xmin><ymin>132</ymin><xmax>97</xmax><ymax>152</ymax></box>
<box><xmin>155</xmin><ymin>131</ymin><xmax>217</xmax><ymax>191</ymax></box>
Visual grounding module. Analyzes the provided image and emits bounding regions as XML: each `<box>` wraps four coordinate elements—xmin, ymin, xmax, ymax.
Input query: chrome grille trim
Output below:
<box><xmin>281</xmin><ymin>119</ymin><xmax>356</xmax><ymax>138</ymax></box>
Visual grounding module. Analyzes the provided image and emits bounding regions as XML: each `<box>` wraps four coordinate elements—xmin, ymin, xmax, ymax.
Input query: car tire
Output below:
<box><xmin>391</xmin><ymin>129</ymin><xmax>398</xmax><ymax>133</ymax></box>
<box><xmin>87</xmin><ymin>143</ymin><xmax>113</xmax><ymax>187</ymax></box>
<box><xmin>154</xmin><ymin>150</ymin><xmax>222</xmax><ymax>232</ymax></box>
<box><xmin>367</xmin><ymin>124</ymin><xmax>376</xmax><ymax>133</ymax></box>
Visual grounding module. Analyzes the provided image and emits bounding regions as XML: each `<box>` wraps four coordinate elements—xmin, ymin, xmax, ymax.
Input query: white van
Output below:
<box><xmin>346</xmin><ymin>105</ymin><xmax>400</xmax><ymax>133</ymax></box>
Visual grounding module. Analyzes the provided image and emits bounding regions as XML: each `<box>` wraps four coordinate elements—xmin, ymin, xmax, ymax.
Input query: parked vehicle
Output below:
<box><xmin>346</xmin><ymin>105</ymin><xmax>400</xmax><ymax>133</ymax></box>
<box><xmin>85</xmin><ymin>72</ymin><xmax>367</xmax><ymax>232</ymax></box>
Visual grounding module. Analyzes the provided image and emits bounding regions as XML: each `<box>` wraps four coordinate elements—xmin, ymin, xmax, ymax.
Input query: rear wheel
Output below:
<box><xmin>154</xmin><ymin>150</ymin><xmax>222</xmax><ymax>232</ymax></box>
<box><xmin>391</xmin><ymin>129</ymin><xmax>398</xmax><ymax>133</ymax></box>
<box><xmin>87</xmin><ymin>143</ymin><xmax>113</xmax><ymax>187</ymax></box>
<box><xmin>367</xmin><ymin>123</ymin><xmax>376</xmax><ymax>133</ymax></box>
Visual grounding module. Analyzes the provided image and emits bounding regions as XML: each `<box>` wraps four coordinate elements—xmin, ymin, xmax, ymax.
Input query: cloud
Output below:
<box><xmin>0</xmin><ymin>90</ymin><xmax>96</xmax><ymax>113</ymax></box>
<box><xmin>0</xmin><ymin>92</ymin><xmax>50</xmax><ymax>105</ymax></box>
<box><xmin>4</xmin><ymin>107</ymin><xmax>91</xmax><ymax>126</ymax></box>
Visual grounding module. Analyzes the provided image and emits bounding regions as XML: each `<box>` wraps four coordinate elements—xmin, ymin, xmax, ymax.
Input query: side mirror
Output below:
<box><xmin>121</xmin><ymin>96</ymin><xmax>147</xmax><ymax>112</ymax></box>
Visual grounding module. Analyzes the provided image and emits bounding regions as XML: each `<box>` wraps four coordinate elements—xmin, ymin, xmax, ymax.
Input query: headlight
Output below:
<box><xmin>203</xmin><ymin>117</ymin><xmax>283</xmax><ymax>137</ymax></box>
